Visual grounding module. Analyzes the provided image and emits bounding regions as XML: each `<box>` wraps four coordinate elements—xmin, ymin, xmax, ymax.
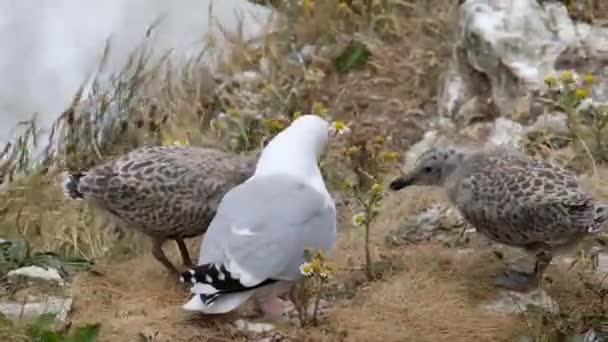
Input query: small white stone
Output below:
<box><xmin>7</xmin><ymin>266</ymin><xmax>64</xmax><ymax>285</ymax></box>
<box><xmin>233</xmin><ymin>319</ymin><xmax>275</xmax><ymax>334</ymax></box>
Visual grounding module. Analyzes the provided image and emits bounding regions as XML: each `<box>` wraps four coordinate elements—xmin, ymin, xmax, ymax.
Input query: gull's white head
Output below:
<box><xmin>254</xmin><ymin>114</ymin><xmax>330</xmax><ymax>184</ymax></box>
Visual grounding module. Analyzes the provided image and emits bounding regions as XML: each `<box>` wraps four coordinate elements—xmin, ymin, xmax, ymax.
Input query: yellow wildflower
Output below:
<box><xmin>373</xmin><ymin>136</ymin><xmax>386</xmax><ymax>145</ymax></box>
<box><xmin>560</xmin><ymin>70</ymin><xmax>574</xmax><ymax>83</ymax></box>
<box><xmin>332</xmin><ymin>120</ymin><xmax>345</xmax><ymax>130</ymax></box>
<box><xmin>352</xmin><ymin>212</ymin><xmax>366</xmax><ymax>227</ymax></box>
<box><xmin>380</xmin><ymin>150</ymin><xmax>400</xmax><ymax>162</ymax></box>
<box><xmin>227</xmin><ymin>107</ymin><xmax>241</xmax><ymax>118</ymax></box>
<box><xmin>310</xmin><ymin>258</ymin><xmax>322</xmax><ymax>273</ymax></box>
<box><xmin>330</xmin><ymin>120</ymin><xmax>351</xmax><ymax>135</ymax></box>
<box><xmin>319</xmin><ymin>263</ymin><xmax>333</xmax><ymax>280</ymax></box>
<box><xmin>337</xmin><ymin>2</ymin><xmax>349</xmax><ymax>14</ymax></box>
<box><xmin>544</xmin><ymin>75</ymin><xmax>558</xmax><ymax>88</ymax></box>
<box><xmin>312</xmin><ymin>101</ymin><xmax>329</xmax><ymax>118</ymax></box>
<box><xmin>370</xmin><ymin>183</ymin><xmax>382</xmax><ymax>195</ymax></box>
<box><xmin>583</xmin><ymin>72</ymin><xmax>596</xmax><ymax>85</ymax></box>
<box><xmin>305</xmin><ymin>68</ymin><xmax>325</xmax><ymax>83</ymax></box>
<box><xmin>301</xmin><ymin>0</ymin><xmax>314</xmax><ymax>13</ymax></box>
<box><xmin>342</xmin><ymin>179</ymin><xmax>354</xmax><ymax>189</ymax></box>
<box><xmin>575</xmin><ymin>88</ymin><xmax>588</xmax><ymax>99</ymax></box>
<box><xmin>210</xmin><ymin>116</ymin><xmax>228</xmax><ymax>132</ymax></box>
<box><xmin>265</xmin><ymin>116</ymin><xmax>288</xmax><ymax>132</ymax></box>
<box><xmin>344</xmin><ymin>146</ymin><xmax>360</xmax><ymax>157</ymax></box>
<box><xmin>299</xmin><ymin>262</ymin><xmax>314</xmax><ymax>277</ymax></box>
<box><xmin>262</xmin><ymin>83</ymin><xmax>275</xmax><ymax>94</ymax></box>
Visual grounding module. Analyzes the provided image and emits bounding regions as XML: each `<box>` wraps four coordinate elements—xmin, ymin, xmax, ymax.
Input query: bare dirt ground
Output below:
<box><xmin>67</xmin><ymin>187</ymin><xmax>519</xmax><ymax>342</ymax></box>
<box><xmin>67</xmin><ymin>180</ymin><xmax>607</xmax><ymax>341</ymax></box>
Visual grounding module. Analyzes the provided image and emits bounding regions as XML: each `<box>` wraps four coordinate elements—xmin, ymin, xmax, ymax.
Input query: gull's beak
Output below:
<box><xmin>389</xmin><ymin>174</ymin><xmax>414</xmax><ymax>191</ymax></box>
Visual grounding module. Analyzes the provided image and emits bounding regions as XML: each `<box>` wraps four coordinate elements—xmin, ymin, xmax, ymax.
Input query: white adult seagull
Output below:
<box><xmin>180</xmin><ymin>114</ymin><xmax>337</xmax><ymax>316</ymax></box>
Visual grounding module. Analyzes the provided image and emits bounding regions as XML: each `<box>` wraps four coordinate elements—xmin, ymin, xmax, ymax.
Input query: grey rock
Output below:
<box><xmin>385</xmin><ymin>204</ymin><xmax>468</xmax><ymax>246</ymax></box>
<box><xmin>0</xmin><ymin>295</ymin><xmax>72</xmax><ymax>322</ymax></box>
<box><xmin>0</xmin><ymin>265</ymin><xmax>72</xmax><ymax>323</ymax></box>
<box><xmin>480</xmin><ymin>288</ymin><xmax>559</xmax><ymax>315</ymax></box>
<box><xmin>441</xmin><ymin>0</ymin><xmax>608</xmax><ymax>123</ymax></box>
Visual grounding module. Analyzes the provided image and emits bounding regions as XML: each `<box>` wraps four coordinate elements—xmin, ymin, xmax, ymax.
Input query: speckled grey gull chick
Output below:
<box><xmin>62</xmin><ymin>145</ymin><xmax>257</xmax><ymax>276</ymax></box>
<box><xmin>179</xmin><ymin>114</ymin><xmax>337</xmax><ymax>316</ymax></box>
<box><xmin>389</xmin><ymin>146</ymin><xmax>608</xmax><ymax>291</ymax></box>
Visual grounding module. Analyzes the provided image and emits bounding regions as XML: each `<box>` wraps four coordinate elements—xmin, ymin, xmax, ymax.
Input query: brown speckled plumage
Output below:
<box><xmin>63</xmin><ymin>145</ymin><xmax>257</xmax><ymax>276</ymax></box>
<box><xmin>390</xmin><ymin>146</ymin><xmax>608</xmax><ymax>291</ymax></box>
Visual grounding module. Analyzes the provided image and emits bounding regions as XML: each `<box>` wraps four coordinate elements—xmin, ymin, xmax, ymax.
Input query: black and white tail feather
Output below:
<box><xmin>180</xmin><ymin>264</ymin><xmax>277</xmax><ymax>307</ymax></box>
<box><xmin>62</xmin><ymin>171</ymin><xmax>87</xmax><ymax>200</ymax></box>
<box><xmin>591</xmin><ymin>203</ymin><xmax>608</xmax><ymax>233</ymax></box>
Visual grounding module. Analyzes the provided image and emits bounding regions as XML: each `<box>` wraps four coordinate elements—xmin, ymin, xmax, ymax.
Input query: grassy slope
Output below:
<box><xmin>1</xmin><ymin>1</ymin><xmax>607</xmax><ymax>341</ymax></box>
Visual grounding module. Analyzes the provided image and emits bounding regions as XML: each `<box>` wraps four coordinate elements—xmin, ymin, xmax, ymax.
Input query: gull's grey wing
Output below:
<box><xmin>198</xmin><ymin>174</ymin><xmax>337</xmax><ymax>286</ymax></box>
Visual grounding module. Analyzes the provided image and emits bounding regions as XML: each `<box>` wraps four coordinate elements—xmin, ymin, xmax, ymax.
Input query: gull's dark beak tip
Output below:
<box><xmin>389</xmin><ymin>177</ymin><xmax>411</xmax><ymax>191</ymax></box>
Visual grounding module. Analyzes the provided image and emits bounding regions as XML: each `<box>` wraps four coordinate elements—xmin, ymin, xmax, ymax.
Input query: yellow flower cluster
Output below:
<box><xmin>370</xmin><ymin>183</ymin><xmax>382</xmax><ymax>195</ymax></box>
<box><xmin>379</xmin><ymin>150</ymin><xmax>400</xmax><ymax>163</ymax></box>
<box><xmin>560</xmin><ymin>70</ymin><xmax>574</xmax><ymax>83</ymax></box>
<box><xmin>342</xmin><ymin>178</ymin><xmax>354</xmax><ymax>189</ymax></box>
<box><xmin>227</xmin><ymin>107</ymin><xmax>241</xmax><ymax>118</ymax></box>
<box><xmin>330</xmin><ymin>120</ymin><xmax>351</xmax><ymax>135</ymax></box>
<box><xmin>575</xmin><ymin>88</ymin><xmax>588</xmax><ymax>99</ymax></box>
<box><xmin>337</xmin><ymin>1</ymin><xmax>349</xmax><ymax>14</ymax></box>
<box><xmin>351</xmin><ymin>212</ymin><xmax>366</xmax><ymax>227</ymax></box>
<box><xmin>544</xmin><ymin>75</ymin><xmax>558</xmax><ymax>88</ymax></box>
<box><xmin>583</xmin><ymin>72</ymin><xmax>596</xmax><ymax>85</ymax></box>
<box><xmin>264</xmin><ymin>116</ymin><xmax>289</xmax><ymax>132</ymax></box>
<box><xmin>312</xmin><ymin>101</ymin><xmax>329</xmax><ymax>118</ymax></box>
<box><xmin>301</xmin><ymin>0</ymin><xmax>314</xmax><ymax>13</ymax></box>
<box><xmin>262</xmin><ymin>83</ymin><xmax>275</xmax><ymax>94</ymax></box>
<box><xmin>344</xmin><ymin>146</ymin><xmax>360</xmax><ymax>157</ymax></box>
<box><xmin>299</xmin><ymin>250</ymin><xmax>332</xmax><ymax>279</ymax></box>
<box><xmin>162</xmin><ymin>132</ymin><xmax>191</xmax><ymax>146</ymax></box>
<box><xmin>544</xmin><ymin>70</ymin><xmax>596</xmax><ymax>100</ymax></box>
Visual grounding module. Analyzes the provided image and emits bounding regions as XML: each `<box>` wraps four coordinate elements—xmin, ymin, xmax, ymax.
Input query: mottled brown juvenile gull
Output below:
<box><xmin>179</xmin><ymin>115</ymin><xmax>337</xmax><ymax>316</ymax></box>
<box><xmin>62</xmin><ymin>145</ymin><xmax>257</xmax><ymax>276</ymax></box>
<box><xmin>389</xmin><ymin>146</ymin><xmax>608</xmax><ymax>291</ymax></box>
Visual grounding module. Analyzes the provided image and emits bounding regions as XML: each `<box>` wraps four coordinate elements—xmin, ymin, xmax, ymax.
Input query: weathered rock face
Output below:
<box><xmin>0</xmin><ymin>265</ymin><xmax>72</xmax><ymax>323</ymax></box>
<box><xmin>440</xmin><ymin>0</ymin><xmax>608</xmax><ymax>126</ymax></box>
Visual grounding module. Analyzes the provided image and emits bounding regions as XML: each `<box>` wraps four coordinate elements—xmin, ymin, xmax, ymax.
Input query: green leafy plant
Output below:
<box><xmin>26</xmin><ymin>314</ymin><xmax>100</xmax><ymax>342</ymax></box>
<box><xmin>334</xmin><ymin>40</ymin><xmax>371</xmax><ymax>74</ymax></box>
<box><xmin>344</xmin><ymin>180</ymin><xmax>383</xmax><ymax>280</ymax></box>
<box><xmin>0</xmin><ymin>239</ymin><xmax>94</xmax><ymax>279</ymax></box>
<box><xmin>341</xmin><ymin>130</ymin><xmax>399</xmax><ymax>280</ymax></box>
<box><xmin>294</xmin><ymin>249</ymin><xmax>333</xmax><ymax>327</ymax></box>
<box><xmin>541</xmin><ymin>70</ymin><xmax>608</xmax><ymax>162</ymax></box>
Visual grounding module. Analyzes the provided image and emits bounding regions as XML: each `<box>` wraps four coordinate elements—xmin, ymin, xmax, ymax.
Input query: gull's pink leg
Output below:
<box><xmin>255</xmin><ymin>296</ymin><xmax>287</xmax><ymax>317</ymax></box>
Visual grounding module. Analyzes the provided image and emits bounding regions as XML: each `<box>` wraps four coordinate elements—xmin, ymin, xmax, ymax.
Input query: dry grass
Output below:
<box><xmin>1</xmin><ymin>0</ymin><xmax>607</xmax><ymax>341</ymax></box>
